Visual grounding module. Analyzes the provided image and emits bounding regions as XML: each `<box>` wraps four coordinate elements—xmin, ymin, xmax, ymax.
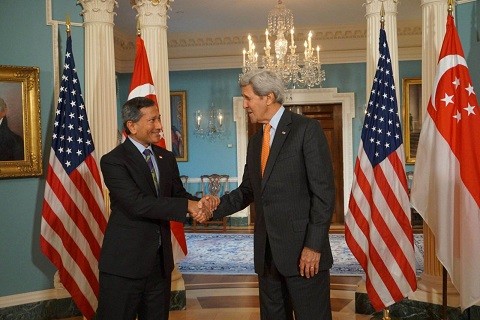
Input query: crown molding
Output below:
<box><xmin>114</xmin><ymin>21</ymin><xmax>422</xmax><ymax>72</ymax></box>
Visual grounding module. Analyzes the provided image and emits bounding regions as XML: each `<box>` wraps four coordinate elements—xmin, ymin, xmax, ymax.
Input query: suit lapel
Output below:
<box><xmin>123</xmin><ymin>139</ymin><xmax>157</xmax><ymax>196</ymax></box>
<box><xmin>261</xmin><ymin>111</ymin><xmax>292</xmax><ymax>192</ymax></box>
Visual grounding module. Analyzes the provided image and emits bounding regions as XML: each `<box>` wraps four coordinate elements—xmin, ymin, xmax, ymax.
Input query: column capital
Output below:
<box><xmin>78</xmin><ymin>0</ymin><xmax>118</xmax><ymax>24</ymax></box>
<box><xmin>365</xmin><ymin>0</ymin><xmax>398</xmax><ymax>17</ymax></box>
<box><xmin>131</xmin><ymin>0</ymin><xmax>172</xmax><ymax>28</ymax></box>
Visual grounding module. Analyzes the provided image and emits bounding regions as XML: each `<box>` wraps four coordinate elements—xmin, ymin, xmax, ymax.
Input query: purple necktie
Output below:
<box><xmin>143</xmin><ymin>149</ymin><xmax>159</xmax><ymax>193</ymax></box>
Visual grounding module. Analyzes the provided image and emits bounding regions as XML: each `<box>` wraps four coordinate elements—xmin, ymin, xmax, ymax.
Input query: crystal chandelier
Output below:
<box><xmin>241</xmin><ymin>0</ymin><xmax>326</xmax><ymax>90</ymax></box>
<box><xmin>193</xmin><ymin>104</ymin><xmax>226</xmax><ymax>141</ymax></box>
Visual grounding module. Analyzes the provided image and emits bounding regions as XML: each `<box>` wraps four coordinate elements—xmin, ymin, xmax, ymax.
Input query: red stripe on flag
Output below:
<box><xmin>40</xmin><ymin>236</ymin><xmax>96</xmax><ymax>319</ymax></box>
<box><xmin>41</xmin><ymin>199</ymin><xmax>99</xmax><ymax>294</ymax></box>
<box><xmin>73</xmin><ymin>155</ymin><xmax>107</xmax><ymax>232</ymax></box>
<box><xmin>45</xmin><ymin>164</ymin><xmax>103</xmax><ymax>258</ymax></box>
<box><xmin>353</xmin><ymin>159</ymin><xmax>405</xmax><ymax>299</ymax></box>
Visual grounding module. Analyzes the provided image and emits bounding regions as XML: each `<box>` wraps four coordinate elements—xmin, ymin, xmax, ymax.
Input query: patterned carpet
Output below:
<box><xmin>178</xmin><ymin>233</ymin><xmax>424</xmax><ymax>276</ymax></box>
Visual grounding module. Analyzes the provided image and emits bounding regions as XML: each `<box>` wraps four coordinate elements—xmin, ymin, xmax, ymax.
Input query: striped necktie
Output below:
<box><xmin>261</xmin><ymin>123</ymin><xmax>271</xmax><ymax>176</ymax></box>
<box><xmin>143</xmin><ymin>149</ymin><xmax>159</xmax><ymax>193</ymax></box>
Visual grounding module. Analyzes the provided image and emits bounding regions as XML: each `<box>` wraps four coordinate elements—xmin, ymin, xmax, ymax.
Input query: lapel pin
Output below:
<box><xmin>282</xmin><ymin>131</ymin><xmax>286</xmax><ymax>134</ymax></box>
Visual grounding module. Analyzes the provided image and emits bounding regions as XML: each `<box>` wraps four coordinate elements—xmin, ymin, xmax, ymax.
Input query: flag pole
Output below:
<box><xmin>440</xmin><ymin>5</ymin><xmax>453</xmax><ymax>320</ymax></box>
<box><xmin>370</xmin><ymin>307</ymin><xmax>401</xmax><ymax>320</ymax></box>
<box><xmin>66</xmin><ymin>14</ymin><xmax>71</xmax><ymax>35</ymax></box>
<box><xmin>136</xmin><ymin>16</ymin><xmax>141</xmax><ymax>36</ymax></box>
<box><xmin>443</xmin><ymin>266</ymin><xmax>448</xmax><ymax>320</ymax></box>
<box><xmin>367</xmin><ymin>3</ymin><xmax>408</xmax><ymax>320</ymax></box>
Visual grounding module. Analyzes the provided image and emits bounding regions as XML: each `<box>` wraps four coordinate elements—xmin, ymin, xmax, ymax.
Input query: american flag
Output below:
<box><xmin>40</xmin><ymin>34</ymin><xmax>107</xmax><ymax>320</ymax></box>
<box><xmin>411</xmin><ymin>14</ymin><xmax>480</xmax><ymax>310</ymax></box>
<box><xmin>345</xmin><ymin>28</ymin><xmax>417</xmax><ymax>311</ymax></box>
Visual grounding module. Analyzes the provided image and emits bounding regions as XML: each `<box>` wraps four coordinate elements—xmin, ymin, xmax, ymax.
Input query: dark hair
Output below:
<box><xmin>122</xmin><ymin>97</ymin><xmax>156</xmax><ymax>134</ymax></box>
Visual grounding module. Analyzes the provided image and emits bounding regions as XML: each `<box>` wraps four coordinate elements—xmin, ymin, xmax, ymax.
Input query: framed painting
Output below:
<box><xmin>402</xmin><ymin>78</ymin><xmax>422</xmax><ymax>164</ymax></box>
<box><xmin>170</xmin><ymin>91</ymin><xmax>187</xmax><ymax>161</ymax></box>
<box><xmin>0</xmin><ymin>65</ymin><xmax>42</xmax><ymax>178</ymax></box>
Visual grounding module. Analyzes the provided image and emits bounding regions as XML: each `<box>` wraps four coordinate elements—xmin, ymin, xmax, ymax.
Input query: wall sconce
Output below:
<box><xmin>194</xmin><ymin>104</ymin><xmax>226</xmax><ymax>141</ymax></box>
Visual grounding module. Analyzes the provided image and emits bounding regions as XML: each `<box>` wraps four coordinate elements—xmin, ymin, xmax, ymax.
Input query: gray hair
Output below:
<box><xmin>239</xmin><ymin>69</ymin><xmax>285</xmax><ymax>104</ymax></box>
<box><xmin>0</xmin><ymin>97</ymin><xmax>6</xmax><ymax>112</ymax></box>
<box><xmin>122</xmin><ymin>97</ymin><xmax>156</xmax><ymax>134</ymax></box>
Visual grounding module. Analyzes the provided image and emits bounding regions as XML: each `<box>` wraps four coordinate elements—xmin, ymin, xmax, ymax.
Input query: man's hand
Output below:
<box><xmin>199</xmin><ymin>195</ymin><xmax>220</xmax><ymax>214</ymax></box>
<box><xmin>187</xmin><ymin>200</ymin><xmax>209</xmax><ymax>223</ymax></box>
<box><xmin>187</xmin><ymin>196</ymin><xmax>220</xmax><ymax>223</ymax></box>
<box><xmin>298</xmin><ymin>247</ymin><xmax>321</xmax><ymax>278</ymax></box>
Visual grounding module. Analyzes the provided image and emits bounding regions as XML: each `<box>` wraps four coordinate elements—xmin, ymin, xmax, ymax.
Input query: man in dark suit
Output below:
<box><xmin>97</xmin><ymin>97</ymin><xmax>216</xmax><ymax>320</ymax></box>
<box><xmin>0</xmin><ymin>97</ymin><xmax>24</xmax><ymax>161</ymax></box>
<box><xmin>213</xmin><ymin>70</ymin><xmax>335</xmax><ymax>320</ymax></box>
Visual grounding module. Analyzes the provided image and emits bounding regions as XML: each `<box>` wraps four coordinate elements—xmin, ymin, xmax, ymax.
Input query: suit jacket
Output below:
<box><xmin>0</xmin><ymin>117</ymin><xmax>24</xmax><ymax>161</ymax></box>
<box><xmin>99</xmin><ymin>138</ymin><xmax>196</xmax><ymax>279</ymax></box>
<box><xmin>214</xmin><ymin>110</ymin><xmax>335</xmax><ymax>276</ymax></box>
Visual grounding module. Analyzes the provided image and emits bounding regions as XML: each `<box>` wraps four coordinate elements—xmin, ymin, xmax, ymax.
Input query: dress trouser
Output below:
<box><xmin>258</xmin><ymin>240</ymin><xmax>332</xmax><ymax>320</ymax></box>
<box><xmin>97</xmin><ymin>248</ymin><xmax>172</xmax><ymax>320</ymax></box>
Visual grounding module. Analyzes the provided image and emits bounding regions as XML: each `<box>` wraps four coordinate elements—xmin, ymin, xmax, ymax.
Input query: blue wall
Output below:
<box><xmin>0</xmin><ymin>1</ymin><xmax>85</xmax><ymax>296</ymax></box>
<box><xmin>456</xmin><ymin>1</ymin><xmax>480</xmax><ymax>91</ymax></box>
<box><xmin>120</xmin><ymin>61</ymin><xmax>420</xmax><ymax>179</ymax></box>
<box><xmin>0</xmin><ymin>0</ymin><xmax>477</xmax><ymax>300</ymax></box>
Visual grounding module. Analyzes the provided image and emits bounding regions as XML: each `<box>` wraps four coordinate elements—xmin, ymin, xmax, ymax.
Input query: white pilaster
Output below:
<box><xmin>421</xmin><ymin>0</ymin><xmax>449</xmax><ymax>118</ymax></box>
<box><xmin>132</xmin><ymin>0</ymin><xmax>172</xmax><ymax>150</ymax></box>
<box><xmin>418</xmin><ymin>0</ymin><xmax>456</xmax><ymax>295</ymax></box>
<box><xmin>78</xmin><ymin>0</ymin><xmax>118</xmax><ymax>159</ymax></box>
<box><xmin>365</xmin><ymin>0</ymin><xmax>400</xmax><ymax>106</ymax></box>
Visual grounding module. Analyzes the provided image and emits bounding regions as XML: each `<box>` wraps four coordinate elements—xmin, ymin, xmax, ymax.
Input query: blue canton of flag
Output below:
<box><xmin>52</xmin><ymin>36</ymin><xmax>95</xmax><ymax>173</ymax></box>
<box><xmin>362</xmin><ymin>29</ymin><xmax>403</xmax><ymax>166</ymax></box>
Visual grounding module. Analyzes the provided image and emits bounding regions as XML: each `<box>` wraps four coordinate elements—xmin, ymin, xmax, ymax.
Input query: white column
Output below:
<box><xmin>365</xmin><ymin>0</ymin><xmax>400</xmax><ymax>106</ymax></box>
<box><xmin>132</xmin><ymin>0</ymin><xmax>172</xmax><ymax>150</ymax></box>
<box><xmin>78</xmin><ymin>0</ymin><xmax>118</xmax><ymax>159</ymax></box>
<box><xmin>417</xmin><ymin>0</ymin><xmax>458</xmax><ymax>295</ymax></box>
<box><xmin>421</xmin><ymin>0</ymin><xmax>449</xmax><ymax>119</ymax></box>
<box><xmin>131</xmin><ymin>0</ymin><xmax>182</xmax><ymax>297</ymax></box>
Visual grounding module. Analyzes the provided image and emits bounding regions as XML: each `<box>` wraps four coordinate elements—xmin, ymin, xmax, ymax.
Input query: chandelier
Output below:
<box><xmin>240</xmin><ymin>0</ymin><xmax>326</xmax><ymax>90</ymax></box>
<box><xmin>193</xmin><ymin>104</ymin><xmax>226</xmax><ymax>141</ymax></box>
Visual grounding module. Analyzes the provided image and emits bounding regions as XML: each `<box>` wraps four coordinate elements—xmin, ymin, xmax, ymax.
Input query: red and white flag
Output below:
<box><xmin>128</xmin><ymin>35</ymin><xmax>188</xmax><ymax>263</ymax></box>
<box><xmin>411</xmin><ymin>14</ymin><xmax>480</xmax><ymax>310</ymax></box>
<box><xmin>345</xmin><ymin>28</ymin><xmax>417</xmax><ymax>311</ymax></box>
<box><xmin>40</xmin><ymin>34</ymin><xmax>108</xmax><ymax>319</ymax></box>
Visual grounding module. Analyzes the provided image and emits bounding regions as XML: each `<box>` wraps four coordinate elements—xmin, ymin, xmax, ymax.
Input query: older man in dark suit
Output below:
<box><xmin>213</xmin><ymin>70</ymin><xmax>335</xmax><ymax>320</ymax></box>
<box><xmin>0</xmin><ymin>97</ymin><xmax>24</xmax><ymax>161</ymax></box>
<box><xmin>97</xmin><ymin>97</ymin><xmax>216</xmax><ymax>320</ymax></box>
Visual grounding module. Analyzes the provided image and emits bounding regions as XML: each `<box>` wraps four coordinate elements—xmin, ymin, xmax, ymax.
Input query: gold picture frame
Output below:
<box><xmin>0</xmin><ymin>65</ymin><xmax>42</xmax><ymax>178</ymax></box>
<box><xmin>170</xmin><ymin>91</ymin><xmax>187</xmax><ymax>161</ymax></box>
<box><xmin>402</xmin><ymin>78</ymin><xmax>422</xmax><ymax>164</ymax></box>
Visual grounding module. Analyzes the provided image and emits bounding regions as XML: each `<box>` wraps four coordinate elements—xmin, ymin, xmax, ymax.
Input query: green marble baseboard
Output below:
<box><xmin>0</xmin><ymin>297</ymin><xmax>81</xmax><ymax>320</ymax></box>
<box><xmin>170</xmin><ymin>289</ymin><xmax>186</xmax><ymax>310</ymax></box>
<box><xmin>228</xmin><ymin>216</ymin><xmax>248</xmax><ymax>226</ymax></box>
<box><xmin>0</xmin><ymin>289</ymin><xmax>186</xmax><ymax>319</ymax></box>
<box><xmin>355</xmin><ymin>292</ymin><xmax>480</xmax><ymax>320</ymax></box>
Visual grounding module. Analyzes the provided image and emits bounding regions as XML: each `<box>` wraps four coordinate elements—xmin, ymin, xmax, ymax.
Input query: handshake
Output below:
<box><xmin>187</xmin><ymin>195</ymin><xmax>220</xmax><ymax>223</ymax></box>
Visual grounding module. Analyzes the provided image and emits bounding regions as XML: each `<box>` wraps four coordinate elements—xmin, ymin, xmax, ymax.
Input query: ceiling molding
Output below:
<box><xmin>114</xmin><ymin>21</ymin><xmax>422</xmax><ymax>72</ymax></box>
